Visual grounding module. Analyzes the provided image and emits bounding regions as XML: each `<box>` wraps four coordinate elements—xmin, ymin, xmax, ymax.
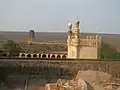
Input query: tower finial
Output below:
<box><xmin>97</xmin><ymin>28</ymin><xmax>99</xmax><ymax>36</ymax></box>
<box><xmin>68</xmin><ymin>22</ymin><xmax>72</xmax><ymax>27</ymax></box>
<box><xmin>96</xmin><ymin>28</ymin><xmax>99</xmax><ymax>38</ymax></box>
<box><xmin>97</xmin><ymin>28</ymin><xmax>99</xmax><ymax>34</ymax></box>
<box><xmin>77</xmin><ymin>16</ymin><xmax>78</xmax><ymax>20</ymax></box>
<box><xmin>74</xmin><ymin>17</ymin><xmax>80</xmax><ymax>39</ymax></box>
<box><xmin>75</xmin><ymin>16</ymin><xmax>80</xmax><ymax>24</ymax></box>
<box><xmin>31</xmin><ymin>28</ymin><xmax>34</xmax><ymax>30</ymax></box>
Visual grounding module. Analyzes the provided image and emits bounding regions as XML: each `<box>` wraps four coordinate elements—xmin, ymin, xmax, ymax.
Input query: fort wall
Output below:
<box><xmin>80</xmin><ymin>47</ymin><xmax>98</xmax><ymax>59</ymax></box>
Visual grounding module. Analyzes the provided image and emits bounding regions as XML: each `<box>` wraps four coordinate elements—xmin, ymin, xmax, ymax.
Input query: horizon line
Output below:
<box><xmin>0</xmin><ymin>30</ymin><xmax>120</xmax><ymax>35</ymax></box>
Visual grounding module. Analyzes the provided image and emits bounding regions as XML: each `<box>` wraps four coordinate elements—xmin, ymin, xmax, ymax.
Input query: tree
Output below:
<box><xmin>0</xmin><ymin>49</ymin><xmax>3</xmax><ymax>57</ymax></box>
<box><xmin>100</xmin><ymin>42</ymin><xmax>117</xmax><ymax>59</ymax></box>
<box><xmin>2</xmin><ymin>40</ymin><xmax>22</xmax><ymax>57</ymax></box>
<box><xmin>115</xmin><ymin>52</ymin><xmax>120</xmax><ymax>59</ymax></box>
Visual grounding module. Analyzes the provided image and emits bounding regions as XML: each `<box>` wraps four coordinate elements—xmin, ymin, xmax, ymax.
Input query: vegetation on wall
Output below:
<box><xmin>2</xmin><ymin>40</ymin><xmax>22</xmax><ymax>57</ymax></box>
<box><xmin>100</xmin><ymin>42</ymin><xmax>120</xmax><ymax>59</ymax></box>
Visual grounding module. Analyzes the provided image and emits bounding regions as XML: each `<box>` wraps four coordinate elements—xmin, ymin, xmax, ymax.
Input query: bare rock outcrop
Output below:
<box><xmin>56</xmin><ymin>78</ymin><xmax>87</xmax><ymax>90</ymax></box>
<box><xmin>45</xmin><ymin>72</ymin><xmax>88</xmax><ymax>90</ymax></box>
<box><xmin>45</xmin><ymin>70</ymin><xmax>120</xmax><ymax>90</ymax></box>
<box><xmin>77</xmin><ymin>70</ymin><xmax>120</xmax><ymax>90</ymax></box>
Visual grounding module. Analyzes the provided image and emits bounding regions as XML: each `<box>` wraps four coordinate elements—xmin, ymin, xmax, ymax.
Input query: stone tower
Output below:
<box><xmin>67</xmin><ymin>22</ymin><xmax>72</xmax><ymax>58</ymax></box>
<box><xmin>67</xmin><ymin>19</ymin><xmax>80</xmax><ymax>59</ymax></box>
<box><xmin>28</xmin><ymin>30</ymin><xmax>35</xmax><ymax>44</ymax></box>
<box><xmin>67</xmin><ymin>19</ymin><xmax>101</xmax><ymax>59</ymax></box>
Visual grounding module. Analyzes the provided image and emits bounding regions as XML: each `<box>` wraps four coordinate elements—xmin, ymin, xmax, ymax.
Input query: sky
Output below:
<box><xmin>0</xmin><ymin>0</ymin><xmax>120</xmax><ymax>34</ymax></box>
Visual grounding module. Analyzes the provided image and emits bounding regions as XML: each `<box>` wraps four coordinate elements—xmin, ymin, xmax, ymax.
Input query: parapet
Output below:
<box><xmin>80</xmin><ymin>35</ymin><xmax>101</xmax><ymax>40</ymax></box>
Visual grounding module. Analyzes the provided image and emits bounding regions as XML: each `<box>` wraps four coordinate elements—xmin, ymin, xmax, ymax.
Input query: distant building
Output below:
<box><xmin>28</xmin><ymin>29</ymin><xmax>35</xmax><ymax>44</ymax></box>
<box><xmin>67</xmin><ymin>19</ymin><xmax>101</xmax><ymax>59</ymax></box>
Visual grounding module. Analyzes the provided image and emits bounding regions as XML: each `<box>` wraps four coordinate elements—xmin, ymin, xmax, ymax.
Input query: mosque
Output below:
<box><xmin>25</xmin><ymin>19</ymin><xmax>101</xmax><ymax>59</ymax></box>
<box><xmin>67</xmin><ymin>19</ymin><xmax>101</xmax><ymax>59</ymax></box>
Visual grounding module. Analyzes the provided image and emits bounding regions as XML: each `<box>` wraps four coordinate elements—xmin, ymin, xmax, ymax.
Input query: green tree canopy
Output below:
<box><xmin>100</xmin><ymin>42</ymin><xmax>117</xmax><ymax>59</ymax></box>
<box><xmin>2</xmin><ymin>40</ymin><xmax>22</xmax><ymax>57</ymax></box>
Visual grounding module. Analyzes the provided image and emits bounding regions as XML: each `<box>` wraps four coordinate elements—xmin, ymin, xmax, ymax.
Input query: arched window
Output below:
<box><xmin>15</xmin><ymin>53</ymin><xmax>19</xmax><ymax>57</ymax></box>
<box><xmin>21</xmin><ymin>54</ymin><xmax>25</xmax><ymax>57</ymax></box>
<box><xmin>2</xmin><ymin>53</ymin><xmax>7</xmax><ymax>57</ymax></box>
<box><xmin>57</xmin><ymin>55</ymin><xmax>61</xmax><ymax>58</ymax></box>
<box><xmin>27</xmin><ymin>54</ymin><xmax>31</xmax><ymax>58</ymax></box>
<box><xmin>33</xmin><ymin>54</ymin><xmax>37</xmax><ymax>58</ymax></box>
<box><xmin>51</xmin><ymin>55</ymin><xmax>55</xmax><ymax>58</ymax></box>
<box><xmin>62</xmin><ymin>55</ymin><xmax>66</xmax><ymax>58</ymax></box>
<box><xmin>42</xmin><ymin>54</ymin><xmax>46</xmax><ymax>58</ymax></box>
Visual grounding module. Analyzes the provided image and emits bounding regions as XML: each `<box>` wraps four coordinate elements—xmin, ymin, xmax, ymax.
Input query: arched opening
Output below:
<box><xmin>2</xmin><ymin>53</ymin><xmax>7</xmax><ymax>57</ymax></box>
<box><xmin>42</xmin><ymin>54</ymin><xmax>46</xmax><ymax>58</ymax></box>
<box><xmin>48</xmin><ymin>54</ymin><xmax>50</xmax><ymax>58</ymax></box>
<box><xmin>51</xmin><ymin>55</ymin><xmax>55</xmax><ymax>58</ymax></box>
<box><xmin>33</xmin><ymin>54</ymin><xmax>37</xmax><ymax>58</ymax></box>
<box><xmin>15</xmin><ymin>53</ymin><xmax>19</xmax><ymax>57</ymax></box>
<box><xmin>62</xmin><ymin>55</ymin><xmax>66</xmax><ymax>58</ymax></box>
<box><xmin>57</xmin><ymin>55</ymin><xmax>61</xmax><ymax>58</ymax></box>
<box><xmin>39</xmin><ymin>54</ymin><xmax>41</xmax><ymax>58</ymax></box>
<box><xmin>21</xmin><ymin>54</ymin><xmax>25</xmax><ymax>57</ymax></box>
<box><xmin>27</xmin><ymin>54</ymin><xmax>31</xmax><ymax>58</ymax></box>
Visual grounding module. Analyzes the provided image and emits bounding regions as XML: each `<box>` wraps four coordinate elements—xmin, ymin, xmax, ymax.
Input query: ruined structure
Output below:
<box><xmin>28</xmin><ymin>29</ymin><xmax>35</xmax><ymax>44</ymax></box>
<box><xmin>27</xmin><ymin>29</ymin><xmax>66</xmax><ymax>45</ymax></box>
<box><xmin>45</xmin><ymin>72</ymin><xmax>87</xmax><ymax>90</ymax></box>
<box><xmin>44</xmin><ymin>70</ymin><xmax>120</xmax><ymax>90</ymax></box>
<box><xmin>67</xmin><ymin>19</ymin><xmax>101</xmax><ymax>59</ymax></box>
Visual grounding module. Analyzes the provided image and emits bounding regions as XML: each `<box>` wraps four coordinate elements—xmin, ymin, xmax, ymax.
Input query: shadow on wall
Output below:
<box><xmin>85</xmin><ymin>81</ymin><xmax>95</xmax><ymax>90</ymax></box>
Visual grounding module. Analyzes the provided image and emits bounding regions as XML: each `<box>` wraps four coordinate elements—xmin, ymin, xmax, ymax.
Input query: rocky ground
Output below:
<box><xmin>47</xmin><ymin>70</ymin><xmax>120</xmax><ymax>90</ymax></box>
<box><xmin>75</xmin><ymin>70</ymin><xmax>120</xmax><ymax>90</ymax></box>
<box><xmin>0</xmin><ymin>70</ymin><xmax>120</xmax><ymax>90</ymax></box>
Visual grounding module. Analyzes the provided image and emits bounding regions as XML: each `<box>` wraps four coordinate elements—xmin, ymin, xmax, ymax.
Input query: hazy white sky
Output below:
<box><xmin>0</xmin><ymin>0</ymin><xmax>120</xmax><ymax>33</ymax></box>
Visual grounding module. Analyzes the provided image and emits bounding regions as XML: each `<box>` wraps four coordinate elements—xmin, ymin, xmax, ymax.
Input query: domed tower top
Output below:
<box><xmin>75</xmin><ymin>17</ymin><xmax>80</xmax><ymax>32</ymax></box>
<box><xmin>68</xmin><ymin>22</ymin><xmax>72</xmax><ymax>35</ymax></box>
<box><xmin>67</xmin><ymin>22</ymin><xmax>72</xmax><ymax>41</ymax></box>
<box><xmin>68</xmin><ymin>22</ymin><xmax>72</xmax><ymax>30</ymax></box>
<box><xmin>68</xmin><ymin>22</ymin><xmax>72</xmax><ymax>27</ymax></box>
<box><xmin>75</xmin><ymin>16</ymin><xmax>80</xmax><ymax>24</ymax></box>
<box><xmin>74</xmin><ymin>18</ymin><xmax>80</xmax><ymax>40</ymax></box>
<box><xmin>75</xmin><ymin>19</ymin><xmax>80</xmax><ymax>24</ymax></box>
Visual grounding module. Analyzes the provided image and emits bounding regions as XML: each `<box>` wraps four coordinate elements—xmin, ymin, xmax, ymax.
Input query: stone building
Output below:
<box><xmin>67</xmin><ymin>19</ymin><xmax>101</xmax><ymax>59</ymax></box>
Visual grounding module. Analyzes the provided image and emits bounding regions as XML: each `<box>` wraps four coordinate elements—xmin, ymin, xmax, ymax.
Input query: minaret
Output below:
<box><xmin>73</xmin><ymin>18</ymin><xmax>80</xmax><ymax>58</ymax></box>
<box><xmin>74</xmin><ymin>18</ymin><xmax>80</xmax><ymax>44</ymax></box>
<box><xmin>67</xmin><ymin>22</ymin><xmax>72</xmax><ymax>58</ymax></box>
<box><xmin>68</xmin><ymin>22</ymin><xmax>72</xmax><ymax>40</ymax></box>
